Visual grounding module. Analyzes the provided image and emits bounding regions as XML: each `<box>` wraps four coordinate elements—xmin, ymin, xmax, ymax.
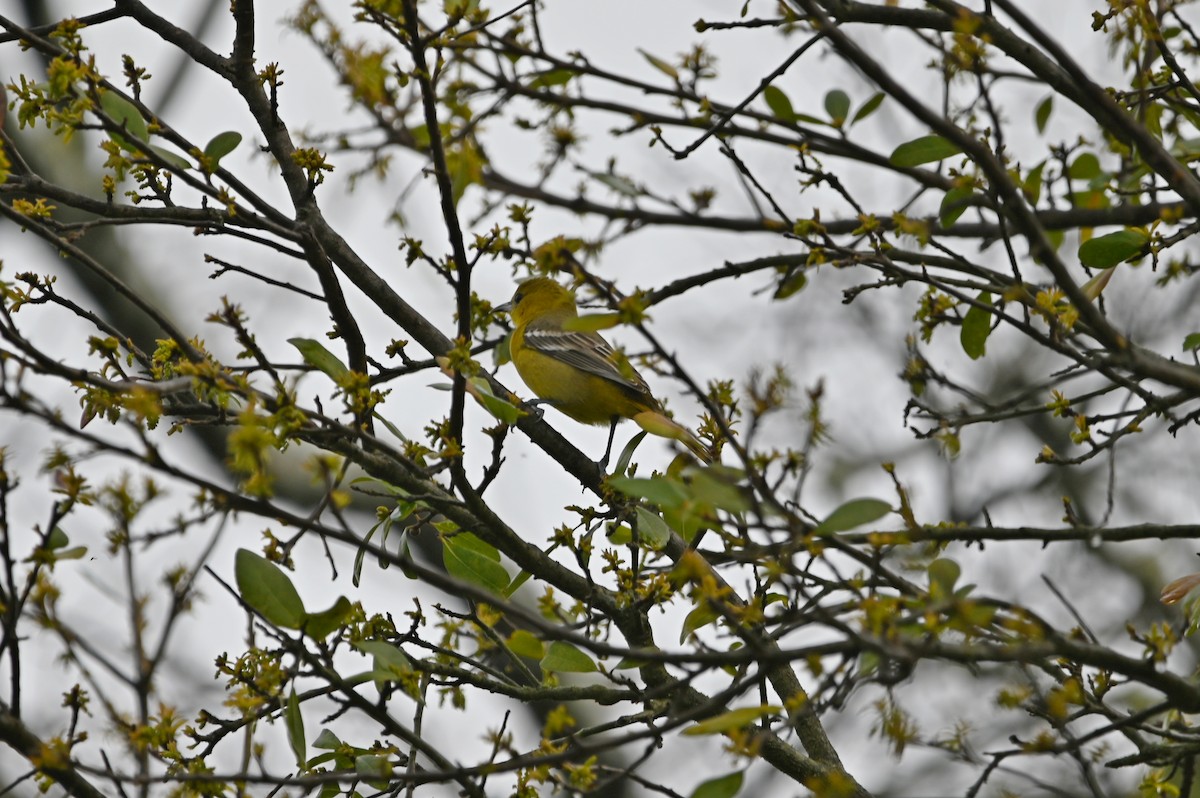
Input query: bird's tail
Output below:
<box><xmin>632</xmin><ymin>410</ymin><xmax>713</xmax><ymax>464</ymax></box>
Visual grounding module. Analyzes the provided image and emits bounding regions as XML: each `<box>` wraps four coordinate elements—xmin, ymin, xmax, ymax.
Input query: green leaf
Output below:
<box><xmin>1078</xmin><ymin>229</ymin><xmax>1148</xmax><ymax>268</ymax></box>
<box><xmin>638</xmin><ymin>49</ymin><xmax>679</xmax><ymax>79</ymax></box>
<box><xmin>613</xmin><ymin>430</ymin><xmax>647</xmax><ymax>477</ymax></box>
<box><xmin>506</xmin><ymin>630</ymin><xmax>545</xmax><ymax>659</ymax></box>
<box><xmin>1035</xmin><ymin>95</ymin><xmax>1053</xmax><ymax>134</ymax></box>
<box><xmin>813</xmin><ymin>498</ymin><xmax>892</xmax><ymax>534</ymax></box>
<box><xmin>149</xmin><ymin>145</ymin><xmax>191</xmax><ymax>170</ymax></box>
<box><xmin>540</xmin><ymin>641</ymin><xmax>598</xmax><ymax>673</ymax></box>
<box><xmin>355</xmin><ymin>754</ymin><xmax>393</xmax><ymax>789</ymax></box>
<box><xmin>824</xmin><ymin>89</ymin><xmax>850</xmax><ymax>125</ymax></box>
<box><xmin>850</xmin><ymin>92</ymin><xmax>885</xmax><ymax>124</ymax></box>
<box><xmin>354</xmin><ymin>640</ymin><xmax>413</xmax><ymax>677</ymax></box>
<box><xmin>503</xmin><ymin>568</ymin><xmax>532</xmax><ymax>598</ymax></box>
<box><xmin>614</xmin><ymin>651</ymin><xmax>655</xmax><ymax>670</ymax></box>
<box><xmin>354</xmin><ymin>640</ymin><xmax>415</xmax><ymax>695</ymax></box>
<box><xmin>928</xmin><ymin>558</ymin><xmax>961</xmax><ymax>599</ymax></box>
<box><xmin>286</xmin><ymin>688</ymin><xmax>306</xmax><ymax>770</ymax></box>
<box><xmin>562</xmin><ymin>313</ymin><xmax>621</xmax><ymax>332</ymax></box>
<box><xmin>467</xmin><ymin>377</ymin><xmax>522</xmax><ymax>424</ymax></box>
<box><xmin>634</xmin><ymin>507</ymin><xmax>671</xmax><ymax>551</ymax></box>
<box><xmin>1080</xmin><ymin>266</ymin><xmax>1116</xmax><ymax>302</ymax></box>
<box><xmin>1183</xmin><ymin>333</ymin><xmax>1200</xmax><ymax>352</ymax></box>
<box><xmin>662</xmin><ymin>504</ymin><xmax>709</xmax><ymax>543</ymax></box>
<box><xmin>592</xmin><ymin>172</ymin><xmax>641</xmax><ymax>197</ymax></box>
<box><xmin>889</xmin><ymin>135</ymin><xmax>963</xmax><ymax>168</ymax></box>
<box><xmin>607</xmin><ymin>475</ymin><xmax>688</xmax><ymax>508</ymax></box>
<box><xmin>528</xmin><ymin>69</ymin><xmax>575</xmax><ymax>89</ymax></box>
<box><xmin>99</xmin><ymin>91</ymin><xmax>148</xmax><ymax>147</ymax></box>
<box><xmin>690</xmin><ymin>771</ymin><xmax>745</xmax><ymax>798</ymax></box>
<box><xmin>1068</xmin><ymin>152</ymin><xmax>1102</xmax><ymax>180</ymax></box>
<box><xmin>1172</xmin><ymin>137</ymin><xmax>1200</xmax><ymax>158</ymax></box>
<box><xmin>682</xmin><ymin>705</ymin><xmax>781</xmax><ymax>736</ymax></box>
<box><xmin>762</xmin><ymin>85</ymin><xmax>795</xmax><ymax>122</ymax></box>
<box><xmin>960</xmin><ymin>291</ymin><xmax>993</xmax><ymax>361</ymax></box>
<box><xmin>689</xmin><ymin>469</ymin><xmax>751</xmax><ymax>513</ymax></box>
<box><xmin>680</xmin><ymin>601</ymin><xmax>720</xmax><ymax>643</ymax></box>
<box><xmin>234</xmin><ymin>549</ymin><xmax>306</xmax><ymax>629</ymax></box>
<box><xmin>939</xmin><ymin>186</ymin><xmax>974</xmax><ymax>227</ymax></box>
<box><xmin>606</xmin><ymin>523</ymin><xmax>632</xmax><ymax>545</ymax></box>
<box><xmin>203</xmin><ymin>131</ymin><xmax>242</xmax><ymax>167</ymax></box>
<box><xmin>288</xmin><ymin>338</ymin><xmax>350</xmax><ymax>380</ymax></box>
<box><xmin>1022</xmin><ymin>161</ymin><xmax>1046</xmax><ymax>205</ymax></box>
<box><xmin>773</xmin><ymin>270</ymin><xmax>807</xmax><ymax>299</ymax></box>
<box><xmin>303</xmin><ymin>596</ymin><xmax>353</xmax><ymax>640</ymax></box>
<box><xmin>442</xmin><ymin>532</ymin><xmax>511</xmax><ymax>593</ymax></box>
<box><xmin>46</xmin><ymin>527</ymin><xmax>69</xmax><ymax>550</ymax></box>
<box><xmin>312</xmin><ymin>729</ymin><xmax>341</xmax><ymax>750</ymax></box>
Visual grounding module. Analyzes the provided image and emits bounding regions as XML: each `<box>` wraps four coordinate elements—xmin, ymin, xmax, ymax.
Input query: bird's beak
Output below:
<box><xmin>495</xmin><ymin>300</ymin><xmax>513</xmax><ymax>314</ymax></box>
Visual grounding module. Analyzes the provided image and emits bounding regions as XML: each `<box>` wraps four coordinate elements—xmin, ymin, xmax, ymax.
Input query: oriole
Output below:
<box><xmin>501</xmin><ymin>278</ymin><xmax>711</xmax><ymax>465</ymax></box>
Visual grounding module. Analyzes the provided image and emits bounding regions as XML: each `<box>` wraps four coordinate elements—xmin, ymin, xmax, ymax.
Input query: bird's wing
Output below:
<box><xmin>521</xmin><ymin>327</ymin><xmax>655</xmax><ymax>399</ymax></box>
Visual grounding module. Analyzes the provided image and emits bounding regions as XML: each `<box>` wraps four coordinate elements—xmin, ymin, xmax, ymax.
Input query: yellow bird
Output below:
<box><xmin>501</xmin><ymin>278</ymin><xmax>711</xmax><ymax>466</ymax></box>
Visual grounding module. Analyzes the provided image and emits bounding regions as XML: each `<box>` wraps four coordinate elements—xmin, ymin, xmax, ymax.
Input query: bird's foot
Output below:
<box><xmin>522</xmin><ymin>398</ymin><xmax>548</xmax><ymax>420</ymax></box>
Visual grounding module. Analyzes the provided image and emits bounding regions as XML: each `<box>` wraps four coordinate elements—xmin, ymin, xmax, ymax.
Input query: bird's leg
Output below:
<box><xmin>598</xmin><ymin>417</ymin><xmax>619</xmax><ymax>472</ymax></box>
<box><xmin>522</xmin><ymin>398</ymin><xmax>549</xmax><ymax>420</ymax></box>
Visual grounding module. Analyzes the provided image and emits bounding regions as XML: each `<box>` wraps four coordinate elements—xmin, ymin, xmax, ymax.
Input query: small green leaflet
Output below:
<box><xmin>150</xmin><ymin>145</ymin><xmax>191</xmax><ymax>169</ymax></box>
<box><xmin>1078</xmin><ymin>229</ymin><xmax>1148</xmax><ymax>269</ymax></box>
<box><xmin>303</xmin><ymin>596</ymin><xmax>353</xmax><ymax>640</ymax></box>
<box><xmin>354</xmin><ymin>640</ymin><xmax>414</xmax><ymax>681</ymax></box>
<box><xmin>763</xmin><ymin>85</ymin><xmax>795</xmax><ymax>121</ymax></box>
<box><xmin>46</xmin><ymin>528</ymin><xmax>69</xmax><ymax>549</ymax></box>
<box><xmin>204</xmin><ymin>131</ymin><xmax>242</xmax><ymax>169</ymax></box>
<box><xmin>813</xmin><ymin>498</ymin><xmax>892</xmax><ymax>534</ymax></box>
<box><xmin>889</xmin><ymin>135</ymin><xmax>963</xmax><ymax>168</ymax></box>
<box><xmin>939</xmin><ymin>186</ymin><xmax>974</xmax><ymax>227</ymax></box>
<box><xmin>824</xmin><ymin>89</ymin><xmax>850</xmax><ymax>126</ymax></box>
<box><xmin>286</xmin><ymin>688</ymin><xmax>306</xmax><ymax>769</ymax></box>
<box><xmin>442</xmin><ymin>532</ymin><xmax>511</xmax><ymax>593</ymax></box>
<box><xmin>682</xmin><ymin>705</ymin><xmax>781</xmax><ymax>736</ymax></box>
<box><xmin>928</xmin><ymin>557</ymin><xmax>961</xmax><ymax>599</ymax></box>
<box><xmin>634</xmin><ymin>507</ymin><xmax>671</xmax><ymax>550</ymax></box>
<box><xmin>1080</xmin><ymin>266</ymin><xmax>1116</xmax><ymax>302</ymax></box>
<box><xmin>607</xmin><ymin>475</ymin><xmax>688</xmax><ymax>508</ymax></box>
<box><xmin>680</xmin><ymin>601</ymin><xmax>720</xmax><ymax>643</ymax></box>
<box><xmin>234</xmin><ymin>548</ymin><xmax>306</xmax><ymax>629</ymax></box>
<box><xmin>591</xmin><ymin>172</ymin><xmax>641</xmax><ymax>197</ymax></box>
<box><xmin>288</xmin><ymin>338</ymin><xmax>350</xmax><ymax>379</ymax></box>
<box><xmin>312</xmin><ymin>729</ymin><xmax>341</xmax><ymax>750</ymax></box>
<box><xmin>355</xmin><ymin>754</ymin><xmax>393</xmax><ymax>789</ymax></box>
<box><xmin>1022</xmin><ymin>161</ymin><xmax>1046</xmax><ymax>205</ymax></box>
<box><xmin>528</xmin><ymin>69</ymin><xmax>575</xmax><ymax>89</ymax></box>
<box><xmin>540</xmin><ymin>641</ymin><xmax>598</xmax><ymax>673</ymax></box>
<box><xmin>1183</xmin><ymin>333</ymin><xmax>1200</xmax><ymax>352</ymax></box>
<box><xmin>1067</xmin><ymin>152</ymin><xmax>1102</xmax><ymax>180</ymax></box>
<box><xmin>688</xmin><ymin>468</ymin><xmax>751</xmax><ymax>513</ymax></box>
<box><xmin>851</xmin><ymin>92</ymin><xmax>885</xmax><ymax>124</ymax></box>
<box><xmin>467</xmin><ymin>377</ymin><xmax>522</xmax><ymax>424</ymax></box>
<box><xmin>690</xmin><ymin>771</ymin><xmax>745</xmax><ymax>798</ymax></box>
<box><xmin>99</xmin><ymin>91</ymin><xmax>148</xmax><ymax>147</ymax></box>
<box><xmin>960</xmin><ymin>291</ymin><xmax>993</xmax><ymax>361</ymax></box>
<box><xmin>1035</xmin><ymin>95</ymin><xmax>1053</xmax><ymax>133</ymax></box>
<box><xmin>774</xmin><ymin>270</ymin><xmax>807</xmax><ymax>299</ymax></box>
<box><xmin>506</xmin><ymin>630</ymin><xmax>545</xmax><ymax>659</ymax></box>
<box><xmin>638</xmin><ymin>48</ymin><xmax>679</xmax><ymax>79</ymax></box>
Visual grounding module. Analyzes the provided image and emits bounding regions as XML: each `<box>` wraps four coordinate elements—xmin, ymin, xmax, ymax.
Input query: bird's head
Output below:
<box><xmin>500</xmin><ymin>278</ymin><xmax>577</xmax><ymax>326</ymax></box>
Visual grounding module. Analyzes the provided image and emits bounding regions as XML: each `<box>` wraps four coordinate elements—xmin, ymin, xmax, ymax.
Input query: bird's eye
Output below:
<box><xmin>514</xmin><ymin>290</ymin><xmax>525</xmax><ymax>303</ymax></box>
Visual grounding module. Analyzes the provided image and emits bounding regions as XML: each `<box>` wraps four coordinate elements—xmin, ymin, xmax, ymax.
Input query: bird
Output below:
<box><xmin>500</xmin><ymin>277</ymin><xmax>711</xmax><ymax>468</ymax></box>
